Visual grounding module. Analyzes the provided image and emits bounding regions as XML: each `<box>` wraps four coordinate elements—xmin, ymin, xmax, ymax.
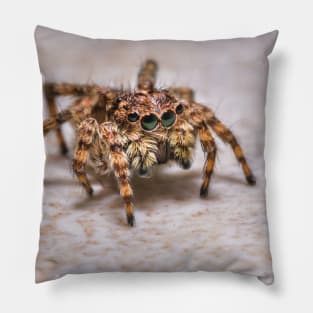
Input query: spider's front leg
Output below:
<box><xmin>99</xmin><ymin>123</ymin><xmax>135</xmax><ymax>226</ymax></box>
<box><xmin>198</xmin><ymin>124</ymin><xmax>217</xmax><ymax>197</ymax></box>
<box><xmin>72</xmin><ymin>118</ymin><xmax>99</xmax><ymax>196</ymax></box>
<box><xmin>168</xmin><ymin>119</ymin><xmax>196</xmax><ymax>169</ymax></box>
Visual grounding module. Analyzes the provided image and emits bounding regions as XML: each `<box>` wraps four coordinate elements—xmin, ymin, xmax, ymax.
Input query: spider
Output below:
<box><xmin>43</xmin><ymin>59</ymin><xmax>256</xmax><ymax>226</ymax></box>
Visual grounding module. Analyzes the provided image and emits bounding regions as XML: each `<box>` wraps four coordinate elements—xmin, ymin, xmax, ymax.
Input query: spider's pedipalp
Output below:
<box><xmin>198</xmin><ymin>125</ymin><xmax>217</xmax><ymax>197</ymax></box>
<box><xmin>126</xmin><ymin>135</ymin><xmax>158</xmax><ymax>175</ymax></box>
<box><xmin>168</xmin><ymin>119</ymin><xmax>196</xmax><ymax>169</ymax></box>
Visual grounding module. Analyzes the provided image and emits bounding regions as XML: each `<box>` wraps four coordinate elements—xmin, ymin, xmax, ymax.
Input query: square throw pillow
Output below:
<box><xmin>35</xmin><ymin>26</ymin><xmax>278</xmax><ymax>284</ymax></box>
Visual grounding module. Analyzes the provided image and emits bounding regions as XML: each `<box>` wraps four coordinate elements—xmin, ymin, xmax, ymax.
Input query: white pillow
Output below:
<box><xmin>35</xmin><ymin>25</ymin><xmax>278</xmax><ymax>285</ymax></box>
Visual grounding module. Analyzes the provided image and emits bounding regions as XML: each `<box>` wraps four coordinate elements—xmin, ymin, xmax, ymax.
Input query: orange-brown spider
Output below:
<box><xmin>43</xmin><ymin>60</ymin><xmax>256</xmax><ymax>226</ymax></box>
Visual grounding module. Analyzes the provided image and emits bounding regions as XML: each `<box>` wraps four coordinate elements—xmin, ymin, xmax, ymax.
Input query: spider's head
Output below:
<box><xmin>112</xmin><ymin>89</ymin><xmax>184</xmax><ymax>132</ymax></box>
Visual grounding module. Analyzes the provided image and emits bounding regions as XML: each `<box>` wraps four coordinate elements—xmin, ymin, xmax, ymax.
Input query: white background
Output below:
<box><xmin>0</xmin><ymin>0</ymin><xmax>312</xmax><ymax>312</ymax></box>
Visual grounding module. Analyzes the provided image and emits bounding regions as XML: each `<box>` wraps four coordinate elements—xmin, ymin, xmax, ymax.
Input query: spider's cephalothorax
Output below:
<box><xmin>43</xmin><ymin>59</ymin><xmax>256</xmax><ymax>226</ymax></box>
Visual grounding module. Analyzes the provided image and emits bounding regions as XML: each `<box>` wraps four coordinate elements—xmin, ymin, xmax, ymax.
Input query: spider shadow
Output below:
<box><xmin>129</xmin><ymin>167</ymin><xmax>252</xmax><ymax>208</ymax></box>
<box><xmin>70</xmin><ymin>163</ymin><xmax>254</xmax><ymax>213</ymax></box>
<box><xmin>73</xmin><ymin>189</ymin><xmax>116</xmax><ymax>210</ymax></box>
<box><xmin>131</xmin><ymin>168</ymin><xmax>204</xmax><ymax>206</ymax></box>
<box><xmin>72</xmin><ymin>167</ymin><xmax>203</xmax><ymax>211</ymax></box>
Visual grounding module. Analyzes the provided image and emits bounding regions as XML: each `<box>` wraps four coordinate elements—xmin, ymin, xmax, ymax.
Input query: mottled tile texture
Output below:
<box><xmin>35</xmin><ymin>26</ymin><xmax>277</xmax><ymax>284</ymax></box>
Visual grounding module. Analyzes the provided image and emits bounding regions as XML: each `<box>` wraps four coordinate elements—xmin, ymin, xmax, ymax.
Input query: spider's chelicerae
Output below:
<box><xmin>43</xmin><ymin>60</ymin><xmax>256</xmax><ymax>226</ymax></box>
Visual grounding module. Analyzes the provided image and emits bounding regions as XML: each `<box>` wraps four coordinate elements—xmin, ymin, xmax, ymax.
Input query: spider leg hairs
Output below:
<box><xmin>43</xmin><ymin>60</ymin><xmax>256</xmax><ymax>226</ymax></box>
<box><xmin>35</xmin><ymin>26</ymin><xmax>278</xmax><ymax>284</ymax></box>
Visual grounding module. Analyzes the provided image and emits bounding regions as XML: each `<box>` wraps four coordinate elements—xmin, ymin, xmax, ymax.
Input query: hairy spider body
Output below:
<box><xmin>43</xmin><ymin>60</ymin><xmax>255</xmax><ymax>226</ymax></box>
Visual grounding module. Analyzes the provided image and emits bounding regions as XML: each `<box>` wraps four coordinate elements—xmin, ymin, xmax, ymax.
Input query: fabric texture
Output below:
<box><xmin>35</xmin><ymin>26</ymin><xmax>278</xmax><ymax>284</ymax></box>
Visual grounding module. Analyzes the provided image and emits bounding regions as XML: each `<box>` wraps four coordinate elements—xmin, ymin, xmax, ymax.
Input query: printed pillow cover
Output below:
<box><xmin>35</xmin><ymin>26</ymin><xmax>278</xmax><ymax>284</ymax></box>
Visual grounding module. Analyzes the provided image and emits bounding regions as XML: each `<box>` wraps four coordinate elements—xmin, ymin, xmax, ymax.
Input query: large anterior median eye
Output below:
<box><xmin>128</xmin><ymin>112</ymin><xmax>139</xmax><ymax>122</ymax></box>
<box><xmin>161</xmin><ymin>110</ymin><xmax>176</xmax><ymax>128</ymax></box>
<box><xmin>141</xmin><ymin>114</ymin><xmax>158</xmax><ymax>131</ymax></box>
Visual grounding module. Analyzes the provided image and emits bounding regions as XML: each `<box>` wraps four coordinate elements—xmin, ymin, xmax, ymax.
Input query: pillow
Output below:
<box><xmin>35</xmin><ymin>25</ymin><xmax>278</xmax><ymax>284</ymax></box>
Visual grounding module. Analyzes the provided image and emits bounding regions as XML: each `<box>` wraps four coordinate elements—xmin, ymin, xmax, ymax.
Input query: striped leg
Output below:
<box><xmin>44</xmin><ymin>83</ymin><xmax>98</xmax><ymax>97</ymax></box>
<box><xmin>137</xmin><ymin>59</ymin><xmax>158</xmax><ymax>92</ymax></box>
<box><xmin>169</xmin><ymin>87</ymin><xmax>195</xmax><ymax>103</ymax></box>
<box><xmin>198</xmin><ymin>125</ymin><xmax>217</xmax><ymax>197</ymax></box>
<box><xmin>100</xmin><ymin>123</ymin><xmax>134</xmax><ymax>226</ymax></box>
<box><xmin>72</xmin><ymin>118</ymin><xmax>99</xmax><ymax>196</ymax></box>
<box><xmin>207</xmin><ymin>116</ymin><xmax>256</xmax><ymax>185</ymax></box>
<box><xmin>44</xmin><ymin>85</ymin><xmax>69</xmax><ymax>155</ymax></box>
<box><xmin>44</xmin><ymin>109</ymin><xmax>72</xmax><ymax>135</ymax></box>
<box><xmin>44</xmin><ymin>83</ymin><xmax>102</xmax><ymax>154</ymax></box>
<box><xmin>43</xmin><ymin>95</ymin><xmax>100</xmax><ymax>135</ymax></box>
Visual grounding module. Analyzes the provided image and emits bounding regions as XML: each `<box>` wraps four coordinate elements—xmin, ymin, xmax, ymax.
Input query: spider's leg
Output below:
<box><xmin>72</xmin><ymin>118</ymin><xmax>99</xmax><ymax>196</ymax></box>
<box><xmin>44</xmin><ymin>83</ymin><xmax>99</xmax><ymax>97</ymax></box>
<box><xmin>137</xmin><ymin>59</ymin><xmax>158</xmax><ymax>92</ymax></box>
<box><xmin>44</xmin><ymin>83</ymin><xmax>104</xmax><ymax>154</ymax></box>
<box><xmin>43</xmin><ymin>95</ymin><xmax>100</xmax><ymax>135</ymax></box>
<box><xmin>44</xmin><ymin>109</ymin><xmax>72</xmax><ymax>135</ymax></box>
<box><xmin>100</xmin><ymin>123</ymin><xmax>135</xmax><ymax>226</ymax></box>
<box><xmin>168</xmin><ymin>87</ymin><xmax>195</xmax><ymax>103</ymax></box>
<box><xmin>207</xmin><ymin>115</ymin><xmax>256</xmax><ymax>185</ymax></box>
<box><xmin>44</xmin><ymin>85</ymin><xmax>69</xmax><ymax>155</ymax></box>
<box><xmin>168</xmin><ymin>120</ymin><xmax>196</xmax><ymax>169</ymax></box>
<box><xmin>198</xmin><ymin>124</ymin><xmax>217</xmax><ymax>197</ymax></box>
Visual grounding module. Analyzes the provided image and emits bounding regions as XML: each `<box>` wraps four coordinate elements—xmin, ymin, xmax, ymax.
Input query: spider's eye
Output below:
<box><xmin>128</xmin><ymin>112</ymin><xmax>139</xmax><ymax>122</ymax></box>
<box><xmin>114</xmin><ymin>97</ymin><xmax>122</xmax><ymax>106</ymax></box>
<box><xmin>175</xmin><ymin>103</ymin><xmax>184</xmax><ymax>114</ymax></box>
<box><xmin>141</xmin><ymin>114</ymin><xmax>158</xmax><ymax>131</ymax></box>
<box><xmin>161</xmin><ymin>110</ymin><xmax>176</xmax><ymax>128</ymax></box>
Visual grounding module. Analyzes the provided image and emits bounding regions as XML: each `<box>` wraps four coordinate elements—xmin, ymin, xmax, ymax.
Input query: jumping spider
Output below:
<box><xmin>43</xmin><ymin>60</ymin><xmax>256</xmax><ymax>226</ymax></box>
